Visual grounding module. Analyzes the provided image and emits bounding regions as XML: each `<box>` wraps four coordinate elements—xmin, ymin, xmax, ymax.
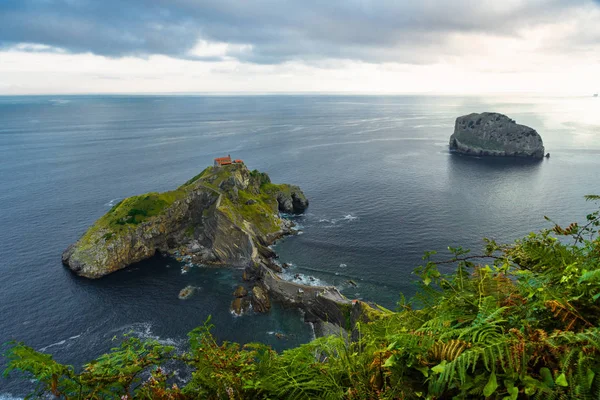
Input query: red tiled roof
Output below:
<box><xmin>214</xmin><ymin>156</ymin><xmax>233</xmax><ymax>166</ymax></box>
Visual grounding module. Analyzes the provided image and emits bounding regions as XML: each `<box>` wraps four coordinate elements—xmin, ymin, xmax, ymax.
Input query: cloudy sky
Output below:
<box><xmin>1</xmin><ymin>0</ymin><xmax>599</xmax><ymax>94</ymax></box>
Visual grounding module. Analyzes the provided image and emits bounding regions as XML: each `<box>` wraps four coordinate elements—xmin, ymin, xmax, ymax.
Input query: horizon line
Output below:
<box><xmin>0</xmin><ymin>91</ymin><xmax>595</xmax><ymax>97</ymax></box>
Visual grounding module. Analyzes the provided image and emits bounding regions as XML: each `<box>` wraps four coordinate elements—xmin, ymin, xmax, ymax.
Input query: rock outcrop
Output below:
<box><xmin>233</xmin><ymin>285</ymin><xmax>248</xmax><ymax>298</ymax></box>
<box><xmin>254</xmin><ymin>266</ymin><xmax>392</xmax><ymax>337</ymax></box>
<box><xmin>276</xmin><ymin>188</ymin><xmax>309</xmax><ymax>214</ymax></box>
<box><xmin>62</xmin><ymin>163</ymin><xmax>308</xmax><ymax>278</ymax></box>
<box><xmin>449</xmin><ymin>112</ymin><xmax>545</xmax><ymax>159</ymax></box>
<box><xmin>251</xmin><ymin>285</ymin><xmax>271</xmax><ymax>313</ymax></box>
<box><xmin>231</xmin><ymin>297</ymin><xmax>251</xmax><ymax>316</ymax></box>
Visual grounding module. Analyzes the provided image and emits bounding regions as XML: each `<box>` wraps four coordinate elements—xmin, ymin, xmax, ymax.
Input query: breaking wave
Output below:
<box><xmin>111</xmin><ymin>322</ymin><xmax>182</xmax><ymax>348</ymax></box>
<box><xmin>317</xmin><ymin>214</ymin><xmax>358</xmax><ymax>225</ymax></box>
<box><xmin>281</xmin><ymin>270</ymin><xmax>329</xmax><ymax>287</ymax></box>
<box><xmin>39</xmin><ymin>331</ymin><xmax>84</xmax><ymax>352</ymax></box>
<box><xmin>104</xmin><ymin>198</ymin><xmax>122</xmax><ymax>207</ymax></box>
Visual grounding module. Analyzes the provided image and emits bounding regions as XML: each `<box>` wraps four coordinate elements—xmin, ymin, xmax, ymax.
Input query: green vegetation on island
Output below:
<box><xmin>5</xmin><ymin>196</ymin><xmax>600</xmax><ymax>399</ymax></box>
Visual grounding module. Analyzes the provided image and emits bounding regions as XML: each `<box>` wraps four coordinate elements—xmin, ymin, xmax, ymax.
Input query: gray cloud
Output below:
<box><xmin>0</xmin><ymin>0</ymin><xmax>598</xmax><ymax>64</ymax></box>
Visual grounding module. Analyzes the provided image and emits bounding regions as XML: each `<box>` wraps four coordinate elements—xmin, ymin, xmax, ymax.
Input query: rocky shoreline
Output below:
<box><xmin>232</xmin><ymin>260</ymin><xmax>390</xmax><ymax>337</ymax></box>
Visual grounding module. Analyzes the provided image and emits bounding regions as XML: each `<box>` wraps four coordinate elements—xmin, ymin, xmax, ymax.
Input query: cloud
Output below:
<box><xmin>1</xmin><ymin>0</ymin><xmax>599</xmax><ymax>65</ymax></box>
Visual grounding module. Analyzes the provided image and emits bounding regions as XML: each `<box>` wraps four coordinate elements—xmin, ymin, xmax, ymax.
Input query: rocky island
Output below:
<box><xmin>449</xmin><ymin>112</ymin><xmax>546</xmax><ymax>158</ymax></box>
<box><xmin>62</xmin><ymin>161</ymin><xmax>308</xmax><ymax>278</ymax></box>
<box><xmin>62</xmin><ymin>160</ymin><xmax>386</xmax><ymax>336</ymax></box>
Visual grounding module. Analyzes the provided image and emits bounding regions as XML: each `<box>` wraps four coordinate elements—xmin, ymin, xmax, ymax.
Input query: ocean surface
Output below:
<box><xmin>1</xmin><ymin>94</ymin><xmax>599</xmax><ymax>396</ymax></box>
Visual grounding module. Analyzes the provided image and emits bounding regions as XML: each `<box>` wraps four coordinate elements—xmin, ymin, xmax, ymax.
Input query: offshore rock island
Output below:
<box><xmin>449</xmin><ymin>112</ymin><xmax>546</xmax><ymax>158</ymax></box>
<box><xmin>62</xmin><ymin>160</ymin><xmax>308</xmax><ymax>278</ymax></box>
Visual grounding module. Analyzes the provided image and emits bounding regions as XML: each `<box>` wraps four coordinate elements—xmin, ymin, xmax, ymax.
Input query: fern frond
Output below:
<box><xmin>428</xmin><ymin>340</ymin><xmax>470</xmax><ymax>362</ymax></box>
<box><xmin>545</xmin><ymin>300</ymin><xmax>593</xmax><ymax>330</ymax></box>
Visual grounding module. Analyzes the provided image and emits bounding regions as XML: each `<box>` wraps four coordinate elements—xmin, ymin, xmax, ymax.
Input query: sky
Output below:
<box><xmin>0</xmin><ymin>0</ymin><xmax>599</xmax><ymax>95</ymax></box>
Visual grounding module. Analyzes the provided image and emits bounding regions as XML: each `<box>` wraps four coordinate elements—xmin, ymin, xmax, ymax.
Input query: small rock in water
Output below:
<box><xmin>233</xmin><ymin>285</ymin><xmax>248</xmax><ymax>298</ymax></box>
<box><xmin>178</xmin><ymin>285</ymin><xmax>195</xmax><ymax>299</ymax></box>
<box><xmin>231</xmin><ymin>297</ymin><xmax>251</xmax><ymax>316</ymax></box>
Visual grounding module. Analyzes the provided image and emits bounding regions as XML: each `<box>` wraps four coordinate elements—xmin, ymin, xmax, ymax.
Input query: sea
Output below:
<box><xmin>1</xmin><ymin>94</ymin><xmax>599</xmax><ymax>397</ymax></box>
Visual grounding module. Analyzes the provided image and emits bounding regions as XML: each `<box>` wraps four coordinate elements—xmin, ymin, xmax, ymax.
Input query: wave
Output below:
<box><xmin>291</xmin><ymin>223</ymin><xmax>304</xmax><ymax>231</ymax></box>
<box><xmin>0</xmin><ymin>394</ymin><xmax>23</xmax><ymax>400</ymax></box>
<box><xmin>37</xmin><ymin>326</ymin><xmax>93</xmax><ymax>352</ymax></box>
<box><xmin>104</xmin><ymin>198</ymin><xmax>122</xmax><ymax>207</ymax></box>
<box><xmin>38</xmin><ymin>333</ymin><xmax>83</xmax><ymax>352</ymax></box>
<box><xmin>39</xmin><ymin>340</ymin><xmax>66</xmax><ymax>351</ymax></box>
<box><xmin>112</xmin><ymin>322</ymin><xmax>181</xmax><ymax>347</ymax></box>
<box><xmin>281</xmin><ymin>270</ymin><xmax>329</xmax><ymax>287</ymax></box>
<box><xmin>280</xmin><ymin>212</ymin><xmax>306</xmax><ymax>219</ymax></box>
<box><xmin>230</xmin><ymin>302</ymin><xmax>253</xmax><ymax>317</ymax></box>
<box><xmin>317</xmin><ymin>214</ymin><xmax>358</xmax><ymax>225</ymax></box>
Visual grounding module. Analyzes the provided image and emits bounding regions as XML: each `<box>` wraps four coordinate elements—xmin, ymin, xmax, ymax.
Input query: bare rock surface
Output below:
<box><xmin>251</xmin><ymin>285</ymin><xmax>271</xmax><ymax>313</ymax></box>
<box><xmin>449</xmin><ymin>112</ymin><xmax>545</xmax><ymax>159</ymax></box>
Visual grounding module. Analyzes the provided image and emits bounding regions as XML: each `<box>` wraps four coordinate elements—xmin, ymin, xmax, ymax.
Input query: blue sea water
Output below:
<box><xmin>1</xmin><ymin>94</ymin><xmax>599</xmax><ymax>396</ymax></box>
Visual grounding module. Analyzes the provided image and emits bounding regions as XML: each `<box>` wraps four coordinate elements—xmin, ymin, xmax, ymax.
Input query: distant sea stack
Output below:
<box><xmin>449</xmin><ymin>112</ymin><xmax>545</xmax><ymax>159</ymax></box>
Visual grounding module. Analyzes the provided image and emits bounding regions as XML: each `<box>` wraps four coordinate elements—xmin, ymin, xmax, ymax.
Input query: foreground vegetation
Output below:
<box><xmin>4</xmin><ymin>196</ymin><xmax>600</xmax><ymax>399</ymax></box>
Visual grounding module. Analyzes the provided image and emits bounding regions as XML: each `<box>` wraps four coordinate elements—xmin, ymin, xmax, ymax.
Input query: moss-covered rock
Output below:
<box><xmin>251</xmin><ymin>285</ymin><xmax>271</xmax><ymax>313</ymax></box>
<box><xmin>62</xmin><ymin>163</ymin><xmax>308</xmax><ymax>278</ymax></box>
<box><xmin>233</xmin><ymin>285</ymin><xmax>248</xmax><ymax>298</ymax></box>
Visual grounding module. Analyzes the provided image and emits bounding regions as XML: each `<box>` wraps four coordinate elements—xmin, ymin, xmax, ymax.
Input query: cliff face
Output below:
<box><xmin>449</xmin><ymin>112</ymin><xmax>545</xmax><ymax>159</ymax></box>
<box><xmin>62</xmin><ymin>163</ymin><xmax>308</xmax><ymax>278</ymax></box>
